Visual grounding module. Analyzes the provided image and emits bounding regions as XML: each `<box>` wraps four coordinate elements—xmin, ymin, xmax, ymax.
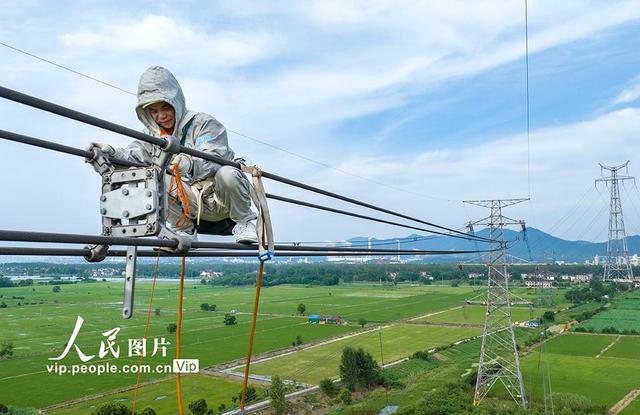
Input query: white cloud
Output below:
<box><xmin>60</xmin><ymin>15</ymin><xmax>281</xmax><ymax>70</ymax></box>
<box><xmin>43</xmin><ymin>1</ymin><xmax>640</xmax><ymax>143</ymax></box>
<box><xmin>300</xmin><ymin>107</ymin><xmax>640</xmax><ymax>241</ymax></box>
<box><xmin>611</xmin><ymin>76</ymin><xmax>640</xmax><ymax>106</ymax></box>
<box><xmin>185</xmin><ymin>1</ymin><xmax>640</xmax><ymax>144</ymax></box>
<box><xmin>0</xmin><ymin>0</ymin><xmax>628</xmax><ymax>163</ymax></box>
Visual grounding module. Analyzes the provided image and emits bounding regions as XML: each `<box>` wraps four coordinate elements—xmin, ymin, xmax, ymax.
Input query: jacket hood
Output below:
<box><xmin>135</xmin><ymin>66</ymin><xmax>190</xmax><ymax>135</ymax></box>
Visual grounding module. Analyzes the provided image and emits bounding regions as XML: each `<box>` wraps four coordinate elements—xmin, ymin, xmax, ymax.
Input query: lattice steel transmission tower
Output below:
<box><xmin>534</xmin><ymin>253</ymin><xmax>554</xmax><ymax>307</ymax></box>
<box><xmin>535</xmin><ymin>273</ymin><xmax>554</xmax><ymax>307</ymax></box>
<box><xmin>596</xmin><ymin>161</ymin><xmax>634</xmax><ymax>282</ymax></box>
<box><xmin>464</xmin><ymin>198</ymin><xmax>528</xmax><ymax>408</ymax></box>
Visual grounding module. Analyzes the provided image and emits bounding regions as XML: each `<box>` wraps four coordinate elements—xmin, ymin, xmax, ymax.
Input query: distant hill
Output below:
<box><xmin>347</xmin><ymin>227</ymin><xmax>640</xmax><ymax>263</ymax></box>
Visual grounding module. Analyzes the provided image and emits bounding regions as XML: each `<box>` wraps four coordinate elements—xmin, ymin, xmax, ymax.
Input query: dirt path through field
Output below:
<box><xmin>596</xmin><ymin>335</ymin><xmax>621</xmax><ymax>358</ymax></box>
<box><xmin>609</xmin><ymin>389</ymin><xmax>640</xmax><ymax>414</ymax></box>
<box><xmin>406</xmin><ymin>305</ymin><xmax>462</xmax><ymax>321</ymax></box>
<box><xmin>38</xmin><ymin>376</ymin><xmax>172</xmax><ymax>413</ymax></box>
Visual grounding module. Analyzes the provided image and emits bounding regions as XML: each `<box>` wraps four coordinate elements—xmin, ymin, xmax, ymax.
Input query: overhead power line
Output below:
<box><xmin>0</xmin><ymin>230</ymin><xmax>492</xmax><ymax>256</ymax></box>
<box><xmin>524</xmin><ymin>0</ymin><xmax>531</xmax><ymax>198</ymax></box>
<box><xmin>227</xmin><ymin>129</ymin><xmax>454</xmax><ymax>202</ymax></box>
<box><xmin>0</xmin><ymin>127</ymin><xmax>488</xmax><ymax>243</ymax></box>
<box><xmin>0</xmin><ymin>85</ymin><xmax>488</xmax><ymax>242</ymax></box>
<box><xmin>0</xmin><ymin>247</ymin><xmax>470</xmax><ymax>258</ymax></box>
<box><xmin>0</xmin><ymin>40</ymin><xmax>455</xmax><ymax>202</ymax></box>
<box><xmin>0</xmin><ymin>128</ymin><xmax>143</xmax><ymax>168</ymax></box>
<box><xmin>264</xmin><ymin>193</ymin><xmax>483</xmax><ymax>242</ymax></box>
<box><xmin>277</xmin><ymin>231</ymin><xmax>461</xmax><ymax>247</ymax></box>
<box><xmin>0</xmin><ymin>41</ymin><xmax>136</xmax><ymax>96</ymax></box>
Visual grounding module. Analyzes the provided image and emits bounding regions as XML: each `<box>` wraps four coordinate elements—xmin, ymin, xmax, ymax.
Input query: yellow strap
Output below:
<box><xmin>239</xmin><ymin>163</ymin><xmax>275</xmax><ymax>259</ymax></box>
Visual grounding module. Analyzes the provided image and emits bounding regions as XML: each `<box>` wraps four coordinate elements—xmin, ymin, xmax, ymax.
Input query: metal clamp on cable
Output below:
<box><xmin>83</xmin><ymin>244</ymin><xmax>109</xmax><ymax>262</ymax></box>
<box><xmin>88</xmin><ymin>148</ymin><xmax>115</xmax><ymax>175</ymax></box>
<box><xmin>154</xmin><ymin>135</ymin><xmax>181</xmax><ymax>168</ymax></box>
<box><xmin>156</xmin><ymin>226</ymin><xmax>193</xmax><ymax>254</ymax></box>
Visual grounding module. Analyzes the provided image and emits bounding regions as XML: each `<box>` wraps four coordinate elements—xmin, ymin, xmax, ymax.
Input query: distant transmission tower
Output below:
<box><xmin>535</xmin><ymin>274</ymin><xmax>553</xmax><ymax>307</ymax></box>
<box><xmin>464</xmin><ymin>198</ymin><xmax>528</xmax><ymax>408</ymax></box>
<box><xmin>535</xmin><ymin>253</ymin><xmax>554</xmax><ymax>307</ymax></box>
<box><xmin>595</xmin><ymin>161</ymin><xmax>634</xmax><ymax>282</ymax></box>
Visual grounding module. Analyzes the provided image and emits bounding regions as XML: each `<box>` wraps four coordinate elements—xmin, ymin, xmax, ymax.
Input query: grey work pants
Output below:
<box><xmin>166</xmin><ymin>166</ymin><xmax>257</xmax><ymax>230</ymax></box>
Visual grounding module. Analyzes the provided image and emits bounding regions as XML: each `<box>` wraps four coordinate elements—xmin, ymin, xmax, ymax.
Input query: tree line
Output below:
<box><xmin>1</xmin><ymin>262</ymin><xmax>621</xmax><ymax>288</ymax></box>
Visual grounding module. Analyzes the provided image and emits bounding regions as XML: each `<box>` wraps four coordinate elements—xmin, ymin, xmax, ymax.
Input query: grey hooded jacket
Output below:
<box><xmin>114</xmin><ymin>66</ymin><xmax>235</xmax><ymax>182</ymax></box>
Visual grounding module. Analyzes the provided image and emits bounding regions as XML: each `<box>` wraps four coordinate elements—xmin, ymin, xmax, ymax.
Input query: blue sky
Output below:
<box><xmin>1</xmin><ymin>1</ymin><xmax>640</xmax><ymax>245</ymax></box>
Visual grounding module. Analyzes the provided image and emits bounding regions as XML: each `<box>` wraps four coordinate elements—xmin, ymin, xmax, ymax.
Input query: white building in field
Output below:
<box><xmin>523</xmin><ymin>272</ymin><xmax>554</xmax><ymax>289</ymax></box>
<box><xmin>199</xmin><ymin>271</ymin><xmax>223</xmax><ymax>280</ymax></box>
<box><xmin>524</xmin><ymin>280</ymin><xmax>553</xmax><ymax>288</ymax></box>
<box><xmin>575</xmin><ymin>273</ymin><xmax>593</xmax><ymax>282</ymax></box>
<box><xmin>591</xmin><ymin>254</ymin><xmax>639</xmax><ymax>266</ymax></box>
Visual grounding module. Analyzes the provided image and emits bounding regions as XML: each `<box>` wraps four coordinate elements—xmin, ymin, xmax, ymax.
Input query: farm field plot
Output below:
<box><xmin>555</xmin><ymin>301</ymin><xmax>603</xmax><ymax>321</ymax></box>
<box><xmin>0</xmin><ymin>282</ymin><xmax>471</xmax><ymax>409</ymax></box>
<box><xmin>414</xmin><ymin>305</ymin><xmax>551</xmax><ymax>325</ymax></box>
<box><xmin>521</xmin><ymin>333</ymin><xmax>640</xmax><ymax>407</ymax></box>
<box><xmin>261</xmin><ymin>284</ymin><xmax>475</xmax><ymax>322</ymax></box>
<box><xmin>602</xmin><ymin>335</ymin><xmax>640</xmax><ymax>360</ymax></box>
<box><xmin>511</xmin><ymin>287</ymin><xmax>572</xmax><ymax>308</ymax></box>
<box><xmin>45</xmin><ymin>374</ymin><xmax>263</xmax><ymax>415</ymax></box>
<box><xmin>0</xmin><ymin>313</ymin><xmax>348</xmax><ymax>408</ymax></box>
<box><xmin>0</xmin><ymin>283</ymin><xmax>351</xmax><ymax>408</ymax></box>
<box><xmin>542</xmin><ymin>332</ymin><xmax>614</xmax><ymax>357</ymax></box>
<box><xmin>576</xmin><ymin>296</ymin><xmax>640</xmax><ymax>333</ymax></box>
<box><xmin>249</xmin><ymin>324</ymin><xmax>481</xmax><ymax>384</ymax></box>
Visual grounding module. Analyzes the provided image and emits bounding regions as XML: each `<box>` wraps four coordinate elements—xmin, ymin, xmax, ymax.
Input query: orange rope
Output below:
<box><xmin>175</xmin><ymin>256</ymin><xmax>186</xmax><ymax>415</ymax></box>
<box><xmin>131</xmin><ymin>164</ymin><xmax>189</xmax><ymax>413</ymax></box>
<box><xmin>240</xmin><ymin>260</ymin><xmax>266</xmax><ymax>412</ymax></box>
<box><xmin>169</xmin><ymin>163</ymin><xmax>192</xmax><ymax>230</ymax></box>
<box><xmin>131</xmin><ymin>251</ymin><xmax>161</xmax><ymax>414</ymax></box>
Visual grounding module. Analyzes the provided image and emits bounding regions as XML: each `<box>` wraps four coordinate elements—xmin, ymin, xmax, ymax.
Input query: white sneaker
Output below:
<box><xmin>233</xmin><ymin>220</ymin><xmax>258</xmax><ymax>244</ymax></box>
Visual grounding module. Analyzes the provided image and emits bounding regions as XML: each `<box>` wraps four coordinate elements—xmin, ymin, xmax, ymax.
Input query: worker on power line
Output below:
<box><xmin>86</xmin><ymin>66</ymin><xmax>258</xmax><ymax>243</ymax></box>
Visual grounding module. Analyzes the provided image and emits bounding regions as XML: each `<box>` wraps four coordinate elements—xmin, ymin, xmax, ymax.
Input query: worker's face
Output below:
<box><xmin>147</xmin><ymin>102</ymin><xmax>176</xmax><ymax>133</ymax></box>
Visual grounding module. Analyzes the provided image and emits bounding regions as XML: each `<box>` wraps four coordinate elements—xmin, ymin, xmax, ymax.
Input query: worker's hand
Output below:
<box><xmin>85</xmin><ymin>142</ymin><xmax>116</xmax><ymax>160</ymax></box>
<box><xmin>171</xmin><ymin>154</ymin><xmax>192</xmax><ymax>177</ymax></box>
<box><xmin>85</xmin><ymin>142</ymin><xmax>116</xmax><ymax>174</ymax></box>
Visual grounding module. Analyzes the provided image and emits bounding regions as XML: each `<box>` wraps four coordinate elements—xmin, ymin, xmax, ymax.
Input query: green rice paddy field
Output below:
<box><xmin>576</xmin><ymin>296</ymin><xmax>640</xmax><ymax>332</ymax></box>
<box><xmin>249</xmin><ymin>324</ymin><xmax>482</xmax><ymax>384</ymax></box>
<box><xmin>603</xmin><ymin>335</ymin><xmax>640</xmax><ymax>359</ymax></box>
<box><xmin>0</xmin><ymin>281</ymin><xmax>475</xmax><ymax>409</ymax></box>
<box><xmin>414</xmin><ymin>304</ymin><xmax>554</xmax><ymax>325</ymax></box>
<box><xmin>521</xmin><ymin>333</ymin><xmax>640</xmax><ymax>408</ymax></box>
<box><xmin>46</xmin><ymin>374</ymin><xmax>262</xmax><ymax>415</ymax></box>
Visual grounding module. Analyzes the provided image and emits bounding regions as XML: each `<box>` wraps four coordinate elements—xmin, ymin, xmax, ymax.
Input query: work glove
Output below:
<box><xmin>85</xmin><ymin>142</ymin><xmax>116</xmax><ymax>159</ymax></box>
<box><xmin>85</xmin><ymin>142</ymin><xmax>116</xmax><ymax>174</ymax></box>
<box><xmin>171</xmin><ymin>154</ymin><xmax>193</xmax><ymax>177</ymax></box>
<box><xmin>234</xmin><ymin>156</ymin><xmax>255</xmax><ymax>166</ymax></box>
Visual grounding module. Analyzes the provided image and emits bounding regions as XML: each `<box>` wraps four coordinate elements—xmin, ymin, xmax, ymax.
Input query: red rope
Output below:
<box><xmin>169</xmin><ymin>163</ymin><xmax>192</xmax><ymax>230</ymax></box>
<box><xmin>131</xmin><ymin>252</ymin><xmax>161</xmax><ymax>413</ymax></box>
